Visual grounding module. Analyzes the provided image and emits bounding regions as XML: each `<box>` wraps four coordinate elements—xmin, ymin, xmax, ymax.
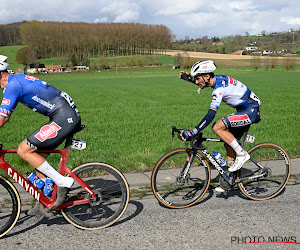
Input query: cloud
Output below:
<box><xmin>0</xmin><ymin>0</ymin><xmax>299</xmax><ymax>39</ymax></box>
<box><xmin>280</xmin><ymin>17</ymin><xmax>300</xmax><ymax>25</ymax></box>
<box><xmin>228</xmin><ymin>1</ymin><xmax>256</xmax><ymax>11</ymax></box>
<box><xmin>98</xmin><ymin>1</ymin><xmax>140</xmax><ymax>22</ymax></box>
<box><xmin>154</xmin><ymin>1</ymin><xmax>205</xmax><ymax>16</ymax></box>
<box><xmin>94</xmin><ymin>18</ymin><xmax>108</xmax><ymax>23</ymax></box>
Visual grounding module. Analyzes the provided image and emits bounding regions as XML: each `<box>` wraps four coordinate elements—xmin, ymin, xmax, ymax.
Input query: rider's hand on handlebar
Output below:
<box><xmin>180</xmin><ymin>129</ymin><xmax>198</xmax><ymax>141</ymax></box>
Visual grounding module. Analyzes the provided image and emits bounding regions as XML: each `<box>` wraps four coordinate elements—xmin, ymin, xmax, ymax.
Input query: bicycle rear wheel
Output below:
<box><xmin>238</xmin><ymin>143</ymin><xmax>291</xmax><ymax>200</ymax></box>
<box><xmin>0</xmin><ymin>175</ymin><xmax>21</xmax><ymax>238</ymax></box>
<box><xmin>61</xmin><ymin>162</ymin><xmax>129</xmax><ymax>230</ymax></box>
<box><xmin>151</xmin><ymin>148</ymin><xmax>211</xmax><ymax>208</ymax></box>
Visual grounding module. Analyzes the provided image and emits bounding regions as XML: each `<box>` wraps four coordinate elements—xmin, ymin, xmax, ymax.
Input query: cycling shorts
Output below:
<box><xmin>25</xmin><ymin>98</ymin><xmax>81</xmax><ymax>150</ymax></box>
<box><xmin>222</xmin><ymin>107</ymin><xmax>261</xmax><ymax>140</ymax></box>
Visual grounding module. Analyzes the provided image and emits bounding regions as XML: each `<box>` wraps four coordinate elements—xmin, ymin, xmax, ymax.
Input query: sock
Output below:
<box><xmin>37</xmin><ymin>161</ymin><xmax>74</xmax><ymax>188</ymax></box>
<box><xmin>229</xmin><ymin>139</ymin><xmax>246</xmax><ymax>156</ymax></box>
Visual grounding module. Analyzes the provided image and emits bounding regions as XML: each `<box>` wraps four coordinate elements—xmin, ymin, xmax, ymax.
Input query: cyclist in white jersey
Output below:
<box><xmin>179</xmin><ymin>60</ymin><xmax>261</xmax><ymax>192</ymax></box>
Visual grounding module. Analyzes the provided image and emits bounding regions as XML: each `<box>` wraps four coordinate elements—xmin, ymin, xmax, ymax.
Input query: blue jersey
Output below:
<box><xmin>0</xmin><ymin>74</ymin><xmax>70</xmax><ymax>118</ymax></box>
<box><xmin>209</xmin><ymin>75</ymin><xmax>261</xmax><ymax>111</ymax></box>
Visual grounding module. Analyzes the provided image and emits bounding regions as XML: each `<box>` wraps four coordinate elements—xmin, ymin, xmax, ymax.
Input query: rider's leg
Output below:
<box><xmin>212</xmin><ymin>120</ymin><xmax>249</xmax><ymax>172</ymax></box>
<box><xmin>212</xmin><ymin>120</ymin><xmax>246</xmax><ymax>155</ymax></box>
<box><xmin>224</xmin><ymin>143</ymin><xmax>235</xmax><ymax>165</ymax></box>
<box><xmin>17</xmin><ymin>141</ymin><xmax>73</xmax><ymax>188</ymax></box>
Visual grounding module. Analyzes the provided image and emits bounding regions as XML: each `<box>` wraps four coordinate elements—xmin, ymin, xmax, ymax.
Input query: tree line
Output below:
<box><xmin>0</xmin><ymin>21</ymin><xmax>26</xmax><ymax>46</ymax></box>
<box><xmin>19</xmin><ymin>21</ymin><xmax>172</xmax><ymax>63</ymax></box>
<box><xmin>175</xmin><ymin>30</ymin><xmax>300</xmax><ymax>55</ymax></box>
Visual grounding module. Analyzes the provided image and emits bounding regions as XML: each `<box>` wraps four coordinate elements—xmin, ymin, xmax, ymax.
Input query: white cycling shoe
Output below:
<box><xmin>214</xmin><ymin>186</ymin><xmax>226</xmax><ymax>193</ymax></box>
<box><xmin>228</xmin><ymin>153</ymin><xmax>250</xmax><ymax>172</ymax></box>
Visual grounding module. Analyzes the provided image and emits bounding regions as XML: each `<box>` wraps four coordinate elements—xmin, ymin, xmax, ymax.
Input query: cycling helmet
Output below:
<box><xmin>0</xmin><ymin>55</ymin><xmax>9</xmax><ymax>72</ymax></box>
<box><xmin>190</xmin><ymin>60</ymin><xmax>216</xmax><ymax>77</ymax></box>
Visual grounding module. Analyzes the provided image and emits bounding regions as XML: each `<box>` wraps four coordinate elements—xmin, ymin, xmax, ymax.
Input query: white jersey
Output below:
<box><xmin>209</xmin><ymin>75</ymin><xmax>261</xmax><ymax>111</ymax></box>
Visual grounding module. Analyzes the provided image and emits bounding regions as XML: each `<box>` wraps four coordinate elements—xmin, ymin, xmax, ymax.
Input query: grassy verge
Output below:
<box><xmin>0</xmin><ymin>68</ymin><xmax>299</xmax><ymax>177</ymax></box>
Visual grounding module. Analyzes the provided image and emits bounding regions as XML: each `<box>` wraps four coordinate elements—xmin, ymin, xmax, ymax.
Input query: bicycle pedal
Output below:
<box><xmin>43</xmin><ymin>207</ymin><xmax>59</xmax><ymax>218</ymax></box>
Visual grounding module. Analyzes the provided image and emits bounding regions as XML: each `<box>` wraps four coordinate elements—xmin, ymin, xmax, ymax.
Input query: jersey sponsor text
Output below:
<box><xmin>31</xmin><ymin>95</ymin><xmax>56</xmax><ymax>110</ymax></box>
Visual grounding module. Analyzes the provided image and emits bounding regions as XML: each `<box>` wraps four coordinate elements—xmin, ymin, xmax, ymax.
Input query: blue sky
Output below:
<box><xmin>1</xmin><ymin>0</ymin><xmax>299</xmax><ymax>39</ymax></box>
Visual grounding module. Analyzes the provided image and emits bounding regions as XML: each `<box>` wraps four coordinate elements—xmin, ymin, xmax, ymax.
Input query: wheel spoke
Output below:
<box><xmin>151</xmin><ymin>149</ymin><xmax>210</xmax><ymax>208</ymax></box>
<box><xmin>61</xmin><ymin>163</ymin><xmax>129</xmax><ymax>229</ymax></box>
<box><xmin>238</xmin><ymin>143</ymin><xmax>290</xmax><ymax>200</ymax></box>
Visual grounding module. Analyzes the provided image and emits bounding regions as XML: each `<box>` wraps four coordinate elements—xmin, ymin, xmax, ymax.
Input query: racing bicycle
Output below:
<box><xmin>0</xmin><ymin>125</ymin><xmax>130</xmax><ymax>238</ymax></box>
<box><xmin>151</xmin><ymin>126</ymin><xmax>291</xmax><ymax>208</ymax></box>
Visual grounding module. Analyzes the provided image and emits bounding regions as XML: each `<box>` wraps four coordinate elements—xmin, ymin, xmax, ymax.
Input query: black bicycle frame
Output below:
<box><xmin>172</xmin><ymin>126</ymin><xmax>268</xmax><ymax>187</ymax></box>
<box><xmin>191</xmin><ymin>136</ymin><xmax>236</xmax><ymax>185</ymax></box>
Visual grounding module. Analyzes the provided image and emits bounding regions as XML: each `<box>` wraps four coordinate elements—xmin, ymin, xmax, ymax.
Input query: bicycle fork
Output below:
<box><xmin>176</xmin><ymin>152</ymin><xmax>196</xmax><ymax>185</ymax></box>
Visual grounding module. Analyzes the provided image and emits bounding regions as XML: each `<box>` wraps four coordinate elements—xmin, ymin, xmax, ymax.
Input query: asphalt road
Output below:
<box><xmin>2</xmin><ymin>184</ymin><xmax>299</xmax><ymax>250</ymax></box>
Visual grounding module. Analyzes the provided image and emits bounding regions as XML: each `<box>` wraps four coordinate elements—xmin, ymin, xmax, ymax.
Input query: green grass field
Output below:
<box><xmin>1</xmin><ymin>68</ymin><xmax>299</xmax><ymax>176</ymax></box>
<box><xmin>0</xmin><ymin>45</ymin><xmax>25</xmax><ymax>70</ymax></box>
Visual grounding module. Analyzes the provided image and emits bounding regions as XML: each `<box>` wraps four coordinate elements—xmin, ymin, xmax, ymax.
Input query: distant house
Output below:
<box><xmin>232</xmin><ymin>50</ymin><xmax>244</xmax><ymax>55</ymax></box>
<box><xmin>251</xmin><ymin>49</ymin><xmax>262</xmax><ymax>54</ymax></box>
<box><xmin>263</xmin><ymin>50</ymin><xmax>273</xmax><ymax>55</ymax></box>
<box><xmin>26</xmin><ymin>64</ymin><xmax>46</xmax><ymax>74</ymax></box>
<box><xmin>245</xmin><ymin>47</ymin><xmax>258</xmax><ymax>51</ymax></box>
<box><xmin>74</xmin><ymin>66</ymin><xmax>89</xmax><ymax>71</ymax></box>
<box><xmin>281</xmin><ymin>50</ymin><xmax>292</xmax><ymax>55</ymax></box>
<box><xmin>212</xmin><ymin>41</ymin><xmax>224</xmax><ymax>46</ymax></box>
<box><xmin>249</xmin><ymin>42</ymin><xmax>257</xmax><ymax>46</ymax></box>
<box><xmin>45</xmin><ymin>65</ymin><xmax>63</xmax><ymax>73</ymax></box>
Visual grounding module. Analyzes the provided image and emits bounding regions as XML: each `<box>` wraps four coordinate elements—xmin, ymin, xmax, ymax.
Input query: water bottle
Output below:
<box><xmin>213</xmin><ymin>151</ymin><xmax>226</xmax><ymax>167</ymax></box>
<box><xmin>27</xmin><ymin>172</ymin><xmax>45</xmax><ymax>189</ymax></box>
<box><xmin>43</xmin><ymin>178</ymin><xmax>54</xmax><ymax>196</ymax></box>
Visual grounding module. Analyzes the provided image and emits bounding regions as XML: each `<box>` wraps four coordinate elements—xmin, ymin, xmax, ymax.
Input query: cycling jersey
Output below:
<box><xmin>194</xmin><ymin>75</ymin><xmax>261</xmax><ymax>133</ymax></box>
<box><xmin>0</xmin><ymin>74</ymin><xmax>81</xmax><ymax>150</ymax></box>
<box><xmin>210</xmin><ymin>75</ymin><xmax>261</xmax><ymax>112</ymax></box>
<box><xmin>0</xmin><ymin>74</ymin><xmax>74</xmax><ymax>118</ymax></box>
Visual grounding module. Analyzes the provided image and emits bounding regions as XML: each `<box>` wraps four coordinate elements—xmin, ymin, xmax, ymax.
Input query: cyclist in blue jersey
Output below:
<box><xmin>179</xmin><ymin>60</ymin><xmax>261</xmax><ymax>192</ymax></box>
<box><xmin>0</xmin><ymin>55</ymin><xmax>81</xmax><ymax>212</ymax></box>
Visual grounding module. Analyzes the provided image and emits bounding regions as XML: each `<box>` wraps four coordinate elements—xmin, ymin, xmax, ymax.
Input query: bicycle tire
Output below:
<box><xmin>61</xmin><ymin>162</ymin><xmax>130</xmax><ymax>230</ymax></box>
<box><xmin>238</xmin><ymin>143</ymin><xmax>291</xmax><ymax>200</ymax></box>
<box><xmin>151</xmin><ymin>148</ymin><xmax>211</xmax><ymax>208</ymax></box>
<box><xmin>0</xmin><ymin>175</ymin><xmax>21</xmax><ymax>238</ymax></box>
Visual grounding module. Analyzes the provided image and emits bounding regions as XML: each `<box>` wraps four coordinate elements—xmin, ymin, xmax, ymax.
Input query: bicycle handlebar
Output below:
<box><xmin>172</xmin><ymin>126</ymin><xmax>205</xmax><ymax>150</ymax></box>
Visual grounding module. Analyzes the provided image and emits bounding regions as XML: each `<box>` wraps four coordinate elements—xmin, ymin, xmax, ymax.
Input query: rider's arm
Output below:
<box><xmin>0</xmin><ymin>79</ymin><xmax>20</xmax><ymax>126</ymax></box>
<box><xmin>181</xmin><ymin>108</ymin><xmax>217</xmax><ymax>141</ymax></box>
<box><xmin>193</xmin><ymin>87</ymin><xmax>223</xmax><ymax>133</ymax></box>
<box><xmin>193</xmin><ymin>108</ymin><xmax>217</xmax><ymax>133</ymax></box>
<box><xmin>0</xmin><ymin>113</ymin><xmax>11</xmax><ymax>128</ymax></box>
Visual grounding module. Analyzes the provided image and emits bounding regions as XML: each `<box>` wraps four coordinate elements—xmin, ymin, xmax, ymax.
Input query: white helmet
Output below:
<box><xmin>0</xmin><ymin>55</ymin><xmax>9</xmax><ymax>71</ymax></box>
<box><xmin>190</xmin><ymin>60</ymin><xmax>216</xmax><ymax>77</ymax></box>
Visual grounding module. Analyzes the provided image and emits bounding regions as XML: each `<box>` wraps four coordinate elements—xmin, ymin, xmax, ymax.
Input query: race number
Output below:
<box><xmin>71</xmin><ymin>139</ymin><xmax>86</xmax><ymax>150</ymax></box>
<box><xmin>250</xmin><ymin>91</ymin><xmax>261</xmax><ymax>104</ymax></box>
<box><xmin>245</xmin><ymin>134</ymin><xmax>255</xmax><ymax>143</ymax></box>
<box><xmin>61</xmin><ymin>92</ymin><xmax>75</xmax><ymax>108</ymax></box>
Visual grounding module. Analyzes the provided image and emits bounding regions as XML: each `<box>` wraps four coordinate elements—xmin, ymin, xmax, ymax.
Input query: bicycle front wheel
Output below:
<box><xmin>61</xmin><ymin>162</ymin><xmax>130</xmax><ymax>230</ymax></box>
<box><xmin>151</xmin><ymin>148</ymin><xmax>211</xmax><ymax>209</ymax></box>
<box><xmin>0</xmin><ymin>175</ymin><xmax>21</xmax><ymax>238</ymax></box>
<box><xmin>238</xmin><ymin>143</ymin><xmax>291</xmax><ymax>200</ymax></box>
